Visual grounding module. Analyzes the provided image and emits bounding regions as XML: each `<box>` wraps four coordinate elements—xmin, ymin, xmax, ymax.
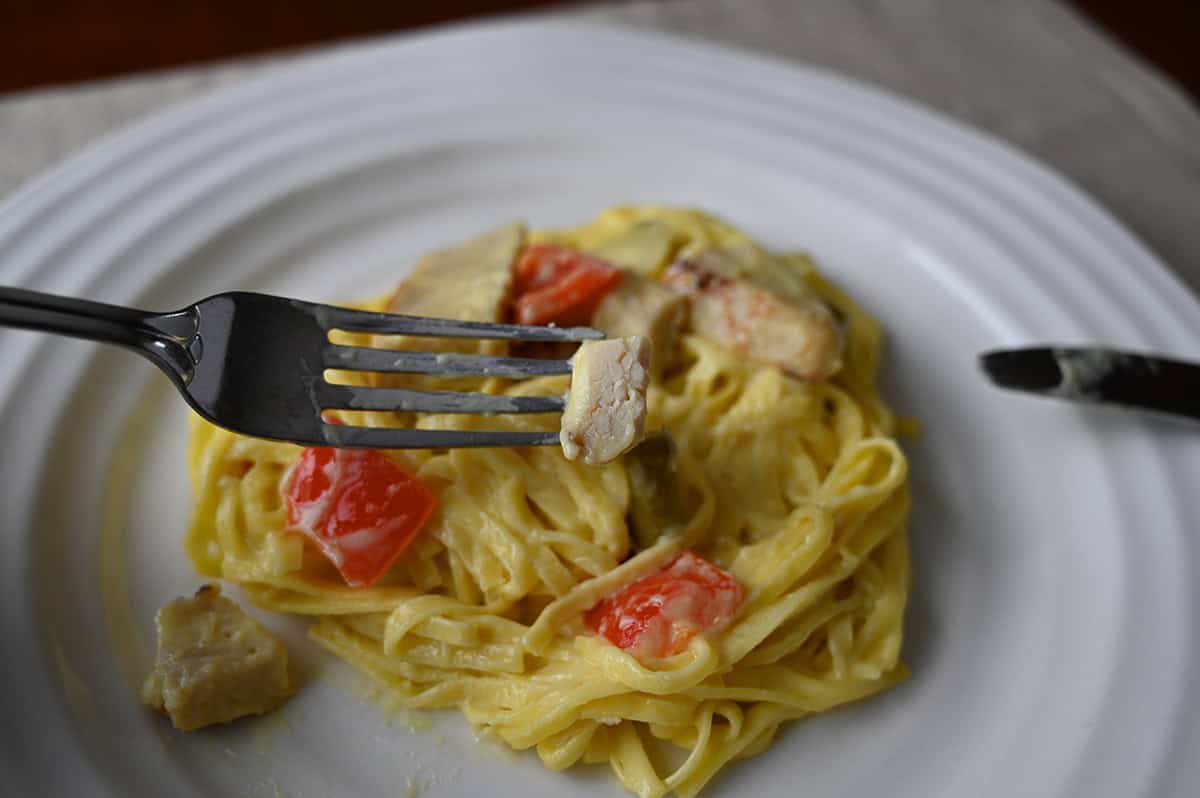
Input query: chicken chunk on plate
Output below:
<box><xmin>141</xmin><ymin>584</ymin><xmax>293</xmax><ymax>731</ymax></box>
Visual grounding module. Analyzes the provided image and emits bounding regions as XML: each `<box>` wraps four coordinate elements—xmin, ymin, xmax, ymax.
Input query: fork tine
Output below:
<box><xmin>316</xmin><ymin>383</ymin><xmax>566</xmax><ymax>414</ymax></box>
<box><xmin>320</xmin><ymin>425</ymin><xmax>561</xmax><ymax>449</ymax></box>
<box><xmin>310</xmin><ymin>302</ymin><xmax>604</xmax><ymax>342</ymax></box>
<box><xmin>323</xmin><ymin>345</ymin><xmax>573</xmax><ymax>377</ymax></box>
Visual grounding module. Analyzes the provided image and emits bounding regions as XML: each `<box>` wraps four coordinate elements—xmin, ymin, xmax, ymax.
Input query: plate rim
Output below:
<box><xmin>1</xmin><ymin>18</ymin><xmax>1196</xmax><ymax>321</ymax></box>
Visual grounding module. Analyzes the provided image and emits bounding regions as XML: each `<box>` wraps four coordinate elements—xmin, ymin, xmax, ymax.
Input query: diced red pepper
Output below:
<box><xmin>285</xmin><ymin>448</ymin><xmax>436</xmax><ymax>588</ymax></box>
<box><xmin>585</xmin><ymin>551</ymin><xmax>743</xmax><ymax>660</ymax></box>
<box><xmin>514</xmin><ymin>242</ymin><xmax>576</xmax><ymax>293</ymax></box>
<box><xmin>512</xmin><ymin>243</ymin><xmax>622</xmax><ymax>326</ymax></box>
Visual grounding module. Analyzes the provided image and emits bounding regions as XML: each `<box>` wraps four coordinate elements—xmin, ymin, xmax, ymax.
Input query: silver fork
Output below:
<box><xmin>0</xmin><ymin>287</ymin><xmax>601</xmax><ymax>448</ymax></box>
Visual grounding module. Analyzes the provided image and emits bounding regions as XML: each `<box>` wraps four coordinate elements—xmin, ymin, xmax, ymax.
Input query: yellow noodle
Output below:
<box><xmin>183</xmin><ymin>207</ymin><xmax>911</xmax><ymax>797</ymax></box>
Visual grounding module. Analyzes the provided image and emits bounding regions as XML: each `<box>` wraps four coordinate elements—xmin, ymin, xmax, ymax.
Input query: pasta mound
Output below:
<box><xmin>184</xmin><ymin>206</ymin><xmax>910</xmax><ymax>798</ymax></box>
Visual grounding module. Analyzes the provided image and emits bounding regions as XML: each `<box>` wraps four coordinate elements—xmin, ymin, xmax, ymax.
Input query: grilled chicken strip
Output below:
<box><xmin>662</xmin><ymin>259</ymin><xmax>843</xmax><ymax>380</ymax></box>
<box><xmin>591</xmin><ymin>273</ymin><xmax>687</xmax><ymax>378</ymax></box>
<box><xmin>386</xmin><ymin>222</ymin><xmax>525</xmax><ymax>321</ymax></box>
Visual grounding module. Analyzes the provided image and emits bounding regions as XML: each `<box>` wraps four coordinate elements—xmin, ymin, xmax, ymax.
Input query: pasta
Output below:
<box><xmin>183</xmin><ymin>207</ymin><xmax>910</xmax><ymax>797</ymax></box>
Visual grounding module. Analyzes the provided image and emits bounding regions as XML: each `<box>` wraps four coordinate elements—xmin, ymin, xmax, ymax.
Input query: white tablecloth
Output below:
<box><xmin>3</xmin><ymin>0</ymin><xmax>1199</xmax><ymax>292</ymax></box>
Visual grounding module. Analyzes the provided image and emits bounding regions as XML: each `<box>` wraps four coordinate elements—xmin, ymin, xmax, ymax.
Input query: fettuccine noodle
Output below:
<box><xmin>184</xmin><ymin>207</ymin><xmax>910</xmax><ymax>798</ymax></box>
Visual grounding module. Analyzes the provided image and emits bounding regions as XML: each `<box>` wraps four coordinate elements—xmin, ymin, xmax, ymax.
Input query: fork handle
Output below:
<box><xmin>0</xmin><ymin>287</ymin><xmax>153</xmax><ymax>343</ymax></box>
<box><xmin>0</xmin><ymin>287</ymin><xmax>197</xmax><ymax>381</ymax></box>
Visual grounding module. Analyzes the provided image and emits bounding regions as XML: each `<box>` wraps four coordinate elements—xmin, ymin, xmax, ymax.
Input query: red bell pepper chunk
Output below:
<box><xmin>285</xmin><ymin>448</ymin><xmax>436</xmax><ymax>588</ymax></box>
<box><xmin>585</xmin><ymin>551</ymin><xmax>744</xmax><ymax>660</ymax></box>
<box><xmin>512</xmin><ymin>243</ymin><xmax>622</xmax><ymax>327</ymax></box>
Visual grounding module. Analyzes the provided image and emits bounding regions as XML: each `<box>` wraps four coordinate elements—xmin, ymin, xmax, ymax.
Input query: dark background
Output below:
<box><xmin>4</xmin><ymin>1</ymin><xmax>1198</xmax><ymax>99</ymax></box>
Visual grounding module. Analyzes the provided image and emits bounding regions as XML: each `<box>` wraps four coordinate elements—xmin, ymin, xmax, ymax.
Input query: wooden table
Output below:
<box><xmin>3</xmin><ymin>1</ymin><xmax>1198</xmax><ymax>99</ymax></box>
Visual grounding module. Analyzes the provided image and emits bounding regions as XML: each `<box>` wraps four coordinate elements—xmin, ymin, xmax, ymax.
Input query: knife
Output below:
<box><xmin>979</xmin><ymin>347</ymin><xmax>1200</xmax><ymax>422</ymax></box>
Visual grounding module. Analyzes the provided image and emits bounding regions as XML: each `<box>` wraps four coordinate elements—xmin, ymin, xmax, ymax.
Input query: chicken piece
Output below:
<box><xmin>686</xmin><ymin>244</ymin><xmax>819</xmax><ymax>308</ymax></box>
<box><xmin>560</xmin><ymin>337</ymin><xmax>651</xmax><ymax>465</ymax></box>
<box><xmin>594</xmin><ymin>220</ymin><xmax>684</xmax><ymax>279</ymax></box>
<box><xmin>369</xmin><ymin>222</ymin><xmax>526</xmax><ymax>389</ymax></box>
<box><xmin>625</xmin><ymin>432</ymin><xmax>688</xmax><ymax>549</ymax></box>
<box><xmin>141</xmin><ymin>584</ymin><xmax>293</xmax><ymax>731</ymax></box>
<box><xmin>591</xmin><ymin>273</ymin><xmax>688</xmax><ymax>378</ymax></box>
<box><xmin>662</xmin><ymin>260</ymin><xmax>844</xmax><ymax>380</ymax></box>
<box><xmin>386</xmin><ymin>222</ymin><xmax>525</xmax><ymax>321</ymax></box>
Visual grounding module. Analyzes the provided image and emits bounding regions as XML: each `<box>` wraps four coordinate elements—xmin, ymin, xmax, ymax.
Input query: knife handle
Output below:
<box><xmin>981</xmin><ymin>347</ymin><xmax>1200</xmax><ymax>422</ymax></box>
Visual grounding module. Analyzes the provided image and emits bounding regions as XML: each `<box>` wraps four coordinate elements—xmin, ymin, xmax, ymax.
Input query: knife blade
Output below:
<box><xmin>979</xmin><ymin>347</ymin><xmax>1200</xmax><ymax>422</ymax></box>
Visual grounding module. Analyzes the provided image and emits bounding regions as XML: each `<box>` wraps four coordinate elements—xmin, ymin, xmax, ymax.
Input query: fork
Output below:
<box><xmin>0</xmin><ymin>287</ymin><xmax>602</xmax><ymax>448</ymax></box>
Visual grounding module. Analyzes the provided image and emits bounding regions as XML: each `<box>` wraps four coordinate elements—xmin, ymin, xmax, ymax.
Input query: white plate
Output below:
<box><xmin>1</xmin><ymin>19</ymin><xmax>1198</xmax><ymax>798</ymax></box>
